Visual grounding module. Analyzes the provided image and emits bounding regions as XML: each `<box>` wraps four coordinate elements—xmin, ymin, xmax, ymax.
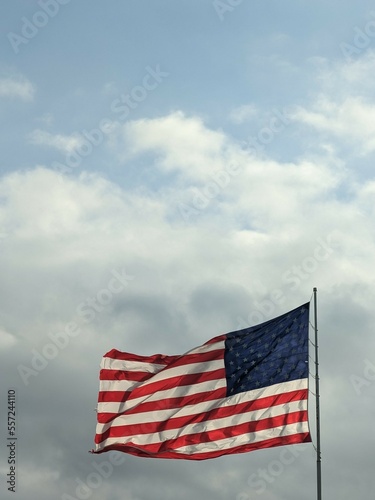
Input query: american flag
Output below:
<box><xmin>92</xmin><ymin>303</ymin><xmax>311</xmax><ymax>459</ymax></box>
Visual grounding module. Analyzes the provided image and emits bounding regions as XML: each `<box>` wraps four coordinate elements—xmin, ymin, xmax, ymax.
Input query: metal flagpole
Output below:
<box><xmin>313</xmin><ymin>287</ymin><xmax>322</xmax><ymax>500</ymax></box>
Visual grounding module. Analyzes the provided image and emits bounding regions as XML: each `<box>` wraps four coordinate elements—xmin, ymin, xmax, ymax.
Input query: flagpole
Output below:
<box><xmin>313</xmin><ymin>287</ymin><xmax>322</xmax><ymax>500</ymax></box>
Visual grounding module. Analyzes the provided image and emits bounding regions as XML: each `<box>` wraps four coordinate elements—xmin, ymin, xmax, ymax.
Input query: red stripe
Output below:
<box><xmin>164</xmin><ymin>410</ymin><xmax>307</xmax><ymax>453</ymax></box>
<box><xmin>98</xmin><ymin>368</ymin><xmax>225</xmax><ymax>411</ymax></box>
<box><xmin>98</xmin><ymin>391</ymin><xmax>131</xmax><ymax>403</ymax></box>
<box><xmin>96</xmin><ymin>387</ymin><xmax>227</xmax><ymax>423</ymax></box>
<box><xmin>96</xmin><ymin>389</ymin><xmax>308</xmax><ymax>441</ymax></box>
<box><xmin>100</xmin><ymin>369</ymin><xmax>152</xmax><ymax>382</ymax></box>
<box><xmin>103</xmin><ymin>349</ymin><xmax>177</xmax><ymax>365</ymax></box>
<box><xmin>99</xmin><ymin>387</ymin><xmax>307</xmax><ymax>409</ymax></box>
<box><xmin>182</xmin><ymin>432</ymin><xmax>312</xmax><ymax>460</ymax></box>
<box><xmin>96</xmin><ymin>406</ymin><xmax>307</xmax><ymax>443</ymax></box>
<box><xmin>93</xmin><ymin>432</ymin><xmax>311</xmax><ymax>459</ymax></box>
<box><xmin>103</xmin><ymin>348</ymin><xmax>224</xmax><ymax>367</ymax></box>
<box><xmin>94</xmin><ymin>414</ymin><xmax>310</xmax><ymax>457</ymax></box>
<box><xmin>96</xmin><ymin>388</ymin><xmax>307</xmax><ymax>425</ymax></box>
<box><xmin>126</xmin><ymin>368</ymin><xmax>225</xmax><ymax>401</ymax></box>
<box><xmin>204</xmin><ymin>334</ymin><xmax>226</xmax><ymax>344</ymax></box>
<box><xmin>97</xmin><ymin>408</ymin><xmax>307</xmax><ymax>446</ymax></box>
<box><xmin>158</xmin><ymin>348</ymin><xmax>224</xmax><ymax>368</ymax></box>
<box><xmin>98</xmin><ymin>348</ymin><xmax>225</xmax><ymax>409</ymax></box>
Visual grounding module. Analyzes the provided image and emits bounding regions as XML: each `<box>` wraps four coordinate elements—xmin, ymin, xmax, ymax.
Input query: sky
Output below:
<box><xmin>1</xmin><ymin>1</ymin><xmax>375</xmax><ymax>499</ymax></box>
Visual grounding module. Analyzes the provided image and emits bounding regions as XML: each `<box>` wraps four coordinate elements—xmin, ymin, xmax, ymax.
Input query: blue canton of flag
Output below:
<box><xmin>225</xmin><ymin>303</ymin><xmax>309</xmax><ymax>395</ymax></box>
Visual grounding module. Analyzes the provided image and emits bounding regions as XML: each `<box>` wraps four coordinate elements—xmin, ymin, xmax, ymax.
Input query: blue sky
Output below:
<box><xmin>2</xmin><ymin>0</ymin><xmax>374</xmax><ymax>175</ymax></box>
<box><xmin>1</xmin><ymin>2</ymin><xmax>375</xmax><ymax>500</ymax></box>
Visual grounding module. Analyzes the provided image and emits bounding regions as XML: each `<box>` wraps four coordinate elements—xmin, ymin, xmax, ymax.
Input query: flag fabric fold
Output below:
<box><xmin>92</xmin><ymin>302</ymin><xmax>311</xmax><ymax>460</ymax></box>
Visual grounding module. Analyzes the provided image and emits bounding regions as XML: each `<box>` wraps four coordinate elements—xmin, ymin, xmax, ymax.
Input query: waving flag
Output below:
<box><xmin>92</xmin><ymin>303</ymin><xmax>311</xmax><ymax>460</ymax></box>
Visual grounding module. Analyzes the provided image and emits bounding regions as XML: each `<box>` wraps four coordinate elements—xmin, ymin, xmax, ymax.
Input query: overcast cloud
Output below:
<box><xmin>1</xmin><ymin>1</ymin><xmax>375</xmax><ymax>499</ymax></box>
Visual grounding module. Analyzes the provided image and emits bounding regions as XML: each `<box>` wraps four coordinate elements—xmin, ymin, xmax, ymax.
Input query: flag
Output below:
<box><xmin>92</xmin><ymin>303</ymin><xmax>311</xmax><ymax>460</ymax></box>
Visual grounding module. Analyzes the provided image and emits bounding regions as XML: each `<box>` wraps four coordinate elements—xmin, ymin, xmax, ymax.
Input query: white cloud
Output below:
<box><xmin>0</xmin><ymin>328</ymin><xmax>17</xmax><ymax>349</ymax></box>
<box><xmin>118</xmin><ymin>111</ymin><xmax>230</xmax><ymax>181</ymax></box>
<box><xmin>102</xmin><ymin>81</ymin><xmax>118</xmax><ymax>95</ymax></box>
<box><xmin>103</xmin><ymin>111</ymin><xmax>375</xmax><ymax>301</ymax></box>
<box><xmin>28</xmin><ymin>129</ymin><xmax>85</xmax><ymax>154</ymax></box>
<box><xmin>36</xmin><ymin>113</ymin><xmax>54</xmax><ymax>127</ymax></box>
<box><xmin>2</xmin><ymin>112</ymin><xmax>374</xmax><ymax>301</ymax></box>
<box><xmin>117</xmin><ymin>111</ymin><xmax>342</xmax><ymax>215</ymax></box>
<box><xmin>291</xmin><ymin>51</ymin><xmax>375</xmax><ymax>155</ymax></box>
<box><xmin>229</xmin><ymin>104</ymin><xmax>258</xmax><ymax>124</ymax></box>
<box><xmin>313</xmin><ymin>51</ymin><xmax>375</xmax><ymax>95</ymax></box>
<box><xmin>2</xmin><ymin>114</ymin><xmax>375</xmax><ymax>500</ymax></box>
<box><xmin>292</xmin><ymin>96</ymin><xmax>375</xmax><ymax>154</ymax></box>
<box><xmin>0</xmin><ymin>75</ymin><xmax>35</xmax><ymax>101</ymax></box>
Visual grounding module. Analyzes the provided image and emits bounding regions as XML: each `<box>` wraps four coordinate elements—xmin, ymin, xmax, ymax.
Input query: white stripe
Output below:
<box><xmin>96</xmin><ymin>398</ymin><xmax>307</xmax><ymax>440</ymax></box>
<box><xmin>97</xmin><ymin>378</ymin><xmax>307</xmax><ymax>415</ymax></box>
<box><xmin>101</xmin><ymin>340</ymin><xmax>224</xmax><ymax>373</ymax></box>
<box><xmin>96</xmin><ymin>393</ymin><xmax>226</xmax><ymax>426</ymax></box>
<box><xmin>99</xmin><ymin>359</ymin><xmax>223</xmax><ymax>394</ymax></box>
<box><xmin>186</xmin><ymin>340</ymin><xmax>225</xmax><ymax>354</ymax></box>
<box><xmin>101</xmin><ymin>359</ymin><xmax>224</xmax><ymax>391</ymax></box>
<box><xmin>139</xmin><ymin>359</ymin><xmax>223</xmax><ymax>384</ymax></box>
<box><xmin>101</xmin><ymin>357</ymin><xmax>166</xmax><ymax>373</ymax></box>
<box><xmin>95</xmin><ymin>420</ymin><xmax>309</xmax><ymax>453</ymax></box>
<box><xmin>99</xmin><ymin>358</ymin><xmax>224</xmax><ymax>395</ymax></box>
<box><xmin>97</xmin><ymin>397</ymin><xmax>225</xmax><ymax>433</ymax></box>
<box><xmin>98</xmin><ymin>377</ymin><xmax>227</xmax><ymax>414</ymax></box>
<box><xmin>176</xmin><ymin>421</ymin><xmax>310</xmax><ymax>455</ymax></box>
<box><xmin>224</xmin><ymin>379</ymin><xmax>308</xmax><ymax>407</ymax></box>
<box><xmin>99</xmin><ymin>379</ymin><xmax>140</xmax><ymax>392</ymax></box>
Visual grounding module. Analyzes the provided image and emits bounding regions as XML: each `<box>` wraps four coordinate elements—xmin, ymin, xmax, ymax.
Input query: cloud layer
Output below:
<box><xmin>1</xmin><ymin>96</ymin><xmax>375</xmax><ymax>497</ymax></box>
<box><xmin>0</xmin><ymin>75</ymin><xmax>35</xmax><ymax>101</ymax></box>
<box><xmin>2</xmin><ymin>4</ymin><xmax>375</xmax><ymax>500</ymax></box>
